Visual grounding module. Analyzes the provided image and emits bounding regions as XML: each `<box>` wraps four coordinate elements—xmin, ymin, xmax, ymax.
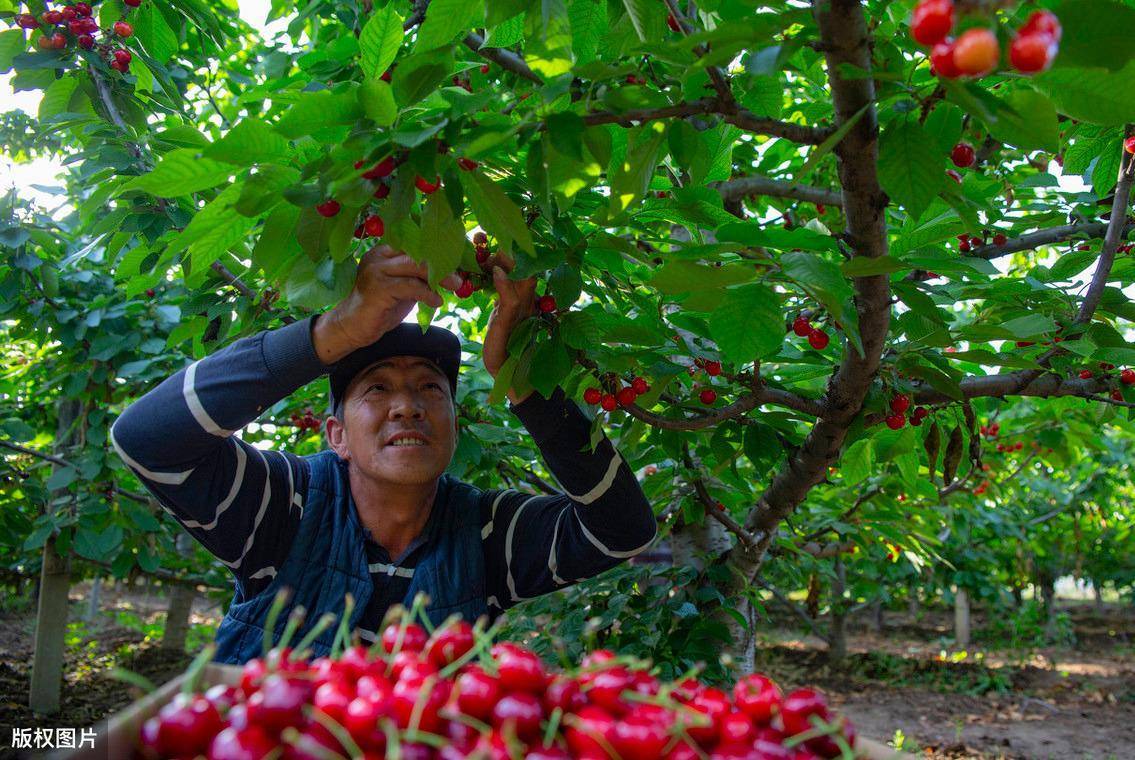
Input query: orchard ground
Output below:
<box><xmin>0</xmin><ymin>578</ymin><xmax>1132</xmax><ymax>760</ymax></box>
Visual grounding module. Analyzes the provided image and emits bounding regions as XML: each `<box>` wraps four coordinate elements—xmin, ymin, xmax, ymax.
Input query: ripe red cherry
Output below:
<box><xmin>475</xmin><ymin>248</ymin><xmax>488</xmax><ymax>263</ymax></box>
<box><xmin>42</xmin><ymin>10</ymin><xmax>63</xmax><ymax>24</ymax></box>
<box><xmin>425</xmin><ymin>620</ymin><xmax>473</xmax><ymax>667</ymax></box>
<box><xmin>208</xmin><ymin>725</ymin><xmax>276</xmax><ymax>760</ymax></box>
<box><xmin>612</xmin><ymin>705</ymin><xmax>671</xmax><ymax>759</ymax></box>
<box><xmin>1124</xmin><ymin>136</ymin><xmax>1135</xmax><ymax>155</ymax></box>
<box><xmin>113</xmin><ymin>20</ymin><xmax>133</xmax><ymax>37</ymax></box>
<box><xmin>885</xmin><ymin>413</ymin><xmax>906</xmax><ymax>430</ymax></box>
<box><xmin>538</xmin><ymin>294</ymin><xmax>557</xmax><ymax>313</ymax></box>
<box><xmin>74</xmin><ymin>2</ymin><xmax>91</xmax><ymax>16</ymax></box>
<box><xmin>36</xmin><ymin>34</ymin><xmax>55</xmax><ymax>50</ymax></box>
<box><xmin>353</xmin><ymin>224</ymin><xmax>365</xmax><ymax>239</ymax></box>
<box><xmin>930</xmin><ymin>39</ymin><xmax>961</xmax><ymax>78</ymax></box>
<box><xmin>315</xmin><ymin>199</ymin><xmax>340</xmax><ymax>217</ymax></box>
<box><xmin>950</xmin><ymin>142</ymin><xmax>975</xmax><ymax>168</ymax></box>
<box><xmin>479</xmin><ymin>63</ymin><xmax>490</xmax><ymax>74</ymax></box>
<box><xmin>361</xmin><ymin>155</ymin><xmax>395</xmax><ymax>179</ymax></box>
<box><xmin>616</xmin><ymin>386</ymin><xmax>637</xmax><ymax>407</ymax></box>
<box><xmin>247</xmin><ymin>674</ymin><xmax>311</xmax><ymax>734</ymax></box>
<box><xmin>808</xmin><ymin>328</ymin><xmax>830</xmax><ymax>350</ymax></box>
<box><xmin>363</xmin><ymin>214</ymin><xmax>384</xmax><ymax>238</ymax></box>
<box><xmin>124</xmin><ymin>0</ymin><xmax>142</xmax><ymax>5</ymax></box>
<box><xmin>1121</xmin><ymin>368</ymin><xmax>1135</xmax><ymax>385</ymax></box>
<box><xmin>472</xmin><ymin>231</ymin><xmax>488</xmax><ymax>246</ymax></box>
<box><xmin>543</xmin><ymin>676</ymin><xmax>585</xmax><ymax>714</ymax></box>
<box><xmin>457</xmin><ymin>157</ymin><xmax>478</xmax><ymax>171</ymax></box>
<box><xmin>1079</xmin><ymin>369</ymin><xmax>1093</xmax><ymax>380</ymax></box>
<box><xmin>992</xmin><ymin>232</ymin><xmax>1008</xmax><ymax>245</ymax></box>
<box><xmin>600</xmin><ymin>393</ymin><xmax>617</xmax><ymax>411</ymax></box>
<box><xmin>704</xmin><ymin>360</ymin><xmax>722</xmax><ymax>376</ymax></box>
<box><xmin>142</xmin><ymin>693</ymin><xmax>222</xmax><ymax>757</ymax></box>
<box><xmin>792</xmin><ymin>316</ymin><xmax>812</xmax><ymax>337</ymax></box>
<box><xmin>16</xmin><ymin>13</ymin><xmax>39</xmax><ymax>28</ymax></box>
<box><xmin>631</xmin><ymin>376</ymin><xmax>649</xmax><ymax>394</ymax></box>
<box><xmin>381</xmin><ymin>622</ymin><xmax>428</xmax><ymax>653</ymax></box>
<box><xmin>373</xmin><ymin>182</ymin><xmax>390</xmax><ymax>199</ymax></box>
<box><xmin>565</xmin><ymin>705</ymin><xmax>617</xmax><ymax>758</ymax></box>
<box><xmin>145</xmin><ymin>288</ymin><xmax>156</xmax><ymax>298</ymax></box>
<box><xmin>959</xmin><ymin>239</ymin><xmax>971</xmax><ymax>253</ymax></box>
<box><xmin>490</xmin><ymin>642</ymin><xmax>547</xmax><ymax>694</ymax></box>
<box><xmin>953</xmin><ymin>28</ymin><xmax>999</xmax><ymax>76</ymax></box>
<box><xmin>699</xmin><ymin>388</ymin><xmax>717</xmax><ymax>405</ymax></box>
<box><xmin>114</xmin><ymin>49</ymin><xmax>132</xmax><ymax>65</ymax></box>
<box><xmin>49</xmin><ymin>32</ymin><xmax>66</xmax><ymax>48</ymax></box>
<box><xmin>911</xmin><ymin>0</ymin><xmax>954</xmax><ymax>46</ymax></box>
<box><xmin>1010</xmin><ymin>31</ymin><xmax>1057</xmax><ymax>73</ymax></box>
<box><xmin>890</xmin><ymin>394</ymin><xmax>911</xmax><ymax>413</ymax></box>
<box><xmin>491</xmin><ymin>692</ymin><xmax>544</xmax><ymax>742</ymax></box>
<box><xmin>780</xmin><ymin>687</ymin><xmax>832</xmax><ymax>738</ymax></box>
<box><xmin>733</xmin><ymin>673</ymin><xmax>782</xmax><ymax>724</ymax></box>
<box><xmin>454</xmin><ymin>665</ymin><xmax>499</xmax><ymax>721</ymax></box>
<box><xmin>911</xmin><ymin>406</ymin><xmax>929</xmax><ymax>422</ymax></box>
<box><xmin>667</xmin><ymin>13</ymin><xmax>681</xmax><ymax>32</ymax></box>
<box><xmin>60</xmin><ymin>6</ymin><xmax>76</xmax><ymax>21</ymax></box>
<box><xmin>380</xmin><ymin>69</ymin><xmax>392</xmax><ymax>82</ymax></box>
<box><xmin>414</xmin><ymin>175</ymin><xmax>440</xmax><ymax>194</ymax></box>
<box><xmin>1020</xmin><ymin>9</ymin><xmax>1062</xmax><ymax>41</ymax></box>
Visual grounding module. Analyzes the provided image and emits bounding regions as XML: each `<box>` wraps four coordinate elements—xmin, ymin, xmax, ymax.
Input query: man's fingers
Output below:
<box><xmin>387</xmin><ymin>277</ymin><xmax>443</xmax><ymax>307</ymax></box>
<box><xmin>494</xmin><ymin>249</ymin><xmax>516</xmax><ymax>273</ymax></box>
<box><xmin>373</xmin><ymin>244</ymin><xmax>402</xmax><ymax>258</ymax></box>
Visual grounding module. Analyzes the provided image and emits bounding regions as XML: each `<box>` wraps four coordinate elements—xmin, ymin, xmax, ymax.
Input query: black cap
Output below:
<box><xmin>329</xmin><ymin>323</ymin><xmax>461</xmax><ymax>417</ymax></box>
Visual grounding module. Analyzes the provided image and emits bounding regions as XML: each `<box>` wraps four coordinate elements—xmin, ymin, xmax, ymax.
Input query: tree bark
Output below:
<box><xmin>954</xmin><ymin>587</ymin><xmax>971</xmax><ymax>648</ymax></box>
<box><xmin>828</xmin><ymin>558</ymin><xmax>848</xmax><ymax>664</ymax></box>
<box><xmin>1093</xmin><ymin>583</ymin><xmax>1104</xmax><ymax>613</ymax></box>
<box><xmin>84</xmin><ymin>575</ymin><xmax>101</xmax><ymax>622</ymax></box>
<box><xmin>162</xmin><ymin>534</ymin><xmax>196</xmax><ymax>651</ymax></box>
<box><xmin>1040</xmin><ymin>573</ymin><xmax>1059</xmax><ymax>641</ymax></box>
<box><xmin>870</xmin><ymin>599</ymin><xmax>884</xmax><ymax>634</ymax></box>
<box><xmin>29</xmin><ymin>399</ymin><xmax>82</xmax><ymax>715</ymax></box>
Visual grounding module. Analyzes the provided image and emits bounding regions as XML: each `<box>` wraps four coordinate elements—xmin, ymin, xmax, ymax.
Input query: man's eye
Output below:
<box><xmin>425</xmin><ymin>382</ymin><xmax>441</xmax><ymax>389</ymax></box>
<box><xmin>368</xmin><ymin>384</ymin><xmax>384</xmax><ymax>392</ymax></box>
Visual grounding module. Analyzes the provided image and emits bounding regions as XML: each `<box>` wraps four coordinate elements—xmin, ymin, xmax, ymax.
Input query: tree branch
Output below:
<box><xmin>211</xmin><ymin>261</ymin><xmax>295</xmax><ymax>324</ymax></box>
<box><xmin>969</xmin><ymin>221</ymin><xmax>1126</xmax><ymax>260</ymax></box>
<box><xmin>463</xmin><ymin>32</ymin><xmax>543</xmax><ymax>85</ymax></box>
<box><xmin>660</xmin><ymin>0</ymin><xmax>735</xmax><ymax>108</ymax></box>
<box><xmin>913</xmin><ymin>372</ymin><xmax>1120</xmax><ymax>404</ymax></box>
<box><xmin>1</xmin><ymin>440</ymin><xmax>151</xmax><ymax>505</ymax></box>
<box><xmin>716</xmin><ymin>175</ymin><xmax>843</xmax><ymax>207</ymax></box>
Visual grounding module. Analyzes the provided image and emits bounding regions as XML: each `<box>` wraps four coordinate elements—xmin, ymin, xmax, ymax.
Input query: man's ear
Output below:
<box><xmin>325</xmin><ymin>415</ymin><xmax>350</xmax><ymax>461</ymax></box>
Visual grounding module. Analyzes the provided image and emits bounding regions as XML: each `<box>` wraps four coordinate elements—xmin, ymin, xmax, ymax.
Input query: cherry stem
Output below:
<box><xmin>292</xmin><ymin>612</ymin><xmax>337</xmax><ymax>659</ymax></box>
<box><xmin>330</xmin><ymin>592</ymin><xmax>355</xmax><ymax>659</ymax></box>
<box><xmin>180</xmin><ymin>643</ymin><xmax>216</xmax><ymax>697</ymax></box>
<box><xmin>262</xmin><ymin>588</ymin><xmax>292</xmax><ymax>659</ymax></box>
<box><xmin>273</xmin><ymin>605</ymin><xmax>306</xmax><ymax>661</ymax></box>
<box><xmin>306</xmin><ymin>705</ymin><xmax>367</xmax><ymax>759</ymax></box>
<box><xmin>542</xmin><ymin>705</ymin><xmax>563</xmax><ymax>748</ymax></box>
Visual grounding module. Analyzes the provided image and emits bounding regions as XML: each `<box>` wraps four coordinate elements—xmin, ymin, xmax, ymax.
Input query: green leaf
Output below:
<box><xmin>204</xmin><ymin>119</ymin><xmax>292</xmax><ymax>166</ymax></box>
<box><xmin>984</xmin><ymin>88</ymin><xmax>1059</xmax><ymax>152</ymax></box>
<box><xmin>484</xmin><ymin>15</ymin><xmax>524</xmax><ymax>47</ymax></box>
<box><xmin>235</xmin><ymin>165</ymin><xmax>301</xmax><ymax>217</ymax></box>
<box><xmin>417</xmin><ymin>190</ymin><xmax>466</xmax><ymax>288</ymax></box>
<box><xmin>416</xmin><ymin>0</ymin><xmax>484</xmax><ymax>51</ymax></box>
<box><xmin>358</xmin><ymin>78</ymin><xmax>398</xmax><ymax>126</ymax></box>
<box><xmin>620</xmin><ymin>0</ymin><xmax>664</xmax><ymax>42</ymax></box>
<box><xmin>1032</xmin><ymin>60</ymin><xmax>1135</xmax><ymax>125</ymax></box>
<box><xmin>1090</xmin><ymin>142</ymin><xmax>1123</xmax><ymax>196</ymax></box>
<box><xmin>285</xmin><ymin>255</ymin><xmax>356</xmax><ymax>310</ymax></box>
<box><xmin>1054</xmin><ymin>0</ymin><xmax>1135</xmax><ymax>71</ymax></box>
<box><xmin>707</xmin><ymin>283</ymin><xmax>784</xmax><ymax>365</ymax></box>
<box><xmin>717</xmin><ymin>223</ymin><xmax>839</xmax><ymax>253</ymax></box>
<box><xmin>842</xmin><ymin>256</ymin><xmax>909</xmax><ymax>277</ymax></box>
<box><xmin>651</xmin><ymin>261</ymin><xmax>755</xmax><ymax>294</ymax></box>
<box><xmin>798</xmin><ymin>103</ymin><xmax>869</xmax><ymax>178</ymax></box>
<box><xmin>780</xmin><ymin>251</ymin><xmax>853</xmax><ymax>327</ymax></box>
<box><xmin>841</xmin><ymin>438</ymin><xmax>874</xmax><ymax>486</ymax></box>
<box><xmin>743</xmin><ymin>423</ymin><xmax>781</xmax><ymax>473</ymax></box>
<box><xmin>392</xmin><ymin>50</ymin><xmax>455</xmax><ymax>107</ymax></box>
<box><xmin>528</xmin><ymin>332</ymin><xmax>572</xmax><ymax>398</ymax></box>
<box><xmin>253</xmin><ymin>204</ymin><xmax>303</xmax><ymax>280</ymax></box>
<box><xmin>38</xmin><ymin>76</ymin><xmax>78</xmax><ymax>120</ymax></box>
<box><xmin>568</xmin><ymin>0</ymin><xmax>605</xmax><ymax>66</ymax></box>
<box><xmin>359</xmin><ymin>6</ymin><xmax>404</xmax><ymax>79</ymax></box>
<box><xmin>0</xmin><ymin>30</ymin><xmax>24</xmax><ymax>74</ymax></box>
<box><xmin>523</xmin><ymin>0</ymin><xmax>573</xmax><ymax>78</ymax></box>
<box><xmin>170</xmin><ymin>182</ymin><xmax>257</xmax><ymax>273</ymax></box>
<box><xmin>74</xmin><ymin>525</ymin><xmax>124</xmax><ymax>561</ymax></box>
<box><xmin>275</xmin><ymin>89</ymin><xmax>364</xmax><ymax>139</ymax></box>
<box><xmin>877</xmin><ymin>116</ymin><xmax>944</xmax><ymax>222</ymax></box>
<box><xmin>459</xmin><ymin>171</ymin><xmax>535</xmax><ymax>255</ymax></box>
<box><xmin>120</xmin><ymin>148</ymin><xmax>236</xmax><ymax>197</ymax></box>
<box><xmin>606</xmin><ymin>122</ymin><xmax>667</xmax><ymax>219</ymax></box>
<box><xmin>132</xmin><ymin>2</ymin><xmax>178</xmax><ymax>62</ymax></box>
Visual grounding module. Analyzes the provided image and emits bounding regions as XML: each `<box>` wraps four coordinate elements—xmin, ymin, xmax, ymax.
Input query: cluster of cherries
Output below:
<box><xmin>16</xmin><ymin>0</ymin><xmax>136</xmax><ymax>70</ymax></box>
<box><xmin>883</xmin><ymin>394</ymin><xmax>930</xmax><ymax>430</ymax></box>
<box><xmin>790</xmin><ymin>316</ymin><xmax>831</xmax><ymax>351</ymax></box>
<box><xmin>584</xmin><ymin>375</ymin><xmax>653</xmax><ymax>412</ymax></box>
<box><xmin>912</xmin><ymin>1</ymin><xmax>1062</xmax><ymax>78</ymax></box>
<box><xmin>955</xmin><ymin>229</ymin><xmax>1007</xmax><ymax>253</ymax></box>
<box><xmin>136</xmin><ymin>610</ymin><xmax>858</xmax><ymax>760</ymax></box>
<box><xmin>289</xmin><ymin>407</ymin><xmax>322</xmax><ymax>433</ymax></box>
<box><xmin>1080</xmin><ymin>364</ymin><xmax>1135</xmax><ymax>402</ymax></box>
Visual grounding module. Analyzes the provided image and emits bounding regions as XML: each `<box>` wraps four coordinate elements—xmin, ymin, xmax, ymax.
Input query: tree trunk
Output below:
<box><xmin>870</xmin><ymin>599</ymin><xmax>884</xmax><ymax>633</ymax></box>
<box><xmin>906</xmin><ymin>590</ymin><xmax>919</xmax><ymax>618</ymax></box>
<box><xmin>1093</xmin><ymin>583</ymin><xmax>1104</xmax><ymax>613</ymax></box>
<box><xmin>828</xmin><ymin>558</ymin><xmax>848</xmax><ymax>665</ymax></box>
<box><xmin>954</xmin><ymin>587</ymin><xmax>971</xmax><ymax>648</ymax></box>
<box><xmin>29</xmin><ymin>399</ymin><xmax>82</xmax><ymax>715</ymax></box>
<box><xmin>1040</xmin><ymin>574</ymin><xmax>1059</xmax><ymax>641</ymax></box>
<box><xmin>162</xmin><ymin>534</ymin><xmax>196</xmax><ymax>651</ymax></box>
<box><xmin>84</xmin><ymin>576</ymin><xmax>101</xmax><ymax>622</ymax></box>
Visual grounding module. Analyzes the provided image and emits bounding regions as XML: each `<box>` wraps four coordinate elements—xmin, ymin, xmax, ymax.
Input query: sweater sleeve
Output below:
<box><xmin>480</xmin><ymin>386</ymin><xmax>657</xmax><ymax>613</ymax></box>
<box><xmin>110</xmin><ymin>316</ymin><xmax>329</xmax><ymax>597</ymax></box>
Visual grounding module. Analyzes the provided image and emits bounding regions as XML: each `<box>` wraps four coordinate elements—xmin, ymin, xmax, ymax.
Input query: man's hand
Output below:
<box><xmin>483</xmin><ymin>250</ymin><xmax>537</xmax><ymax>404</ymax></box>
<box><xmin>313</xmin><ymin>245</ymin><xmax>463</xmax><ymax>365</ymax></box>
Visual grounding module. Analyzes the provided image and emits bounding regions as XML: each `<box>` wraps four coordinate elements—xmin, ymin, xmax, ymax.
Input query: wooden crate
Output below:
<box><xmin>50</xmin><ymin>664</ymin><xmax>912</xmax><ymax>760</ymax></box>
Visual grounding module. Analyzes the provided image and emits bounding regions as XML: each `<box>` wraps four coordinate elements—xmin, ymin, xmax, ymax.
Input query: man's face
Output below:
<box><xmin>326</xmin><ymin>356</ymin><xmax>458</xmax><ymax>487</ymax></box>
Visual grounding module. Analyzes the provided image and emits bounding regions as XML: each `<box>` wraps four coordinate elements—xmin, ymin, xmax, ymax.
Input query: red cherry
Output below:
<box><xmin>808</xmin><ymin>328</ymin><xmax>830</xmax><ymax>350</ymax></box>
<box><xmin>959</xmin><ymin>239</ymin><xmax>971</xmax><ymax>253</ymax></box>
<box><xmin>1020</xmin><ymin>10</ymin><xmax>1062</xmax><ymax>41</ymax></box>
<box><xmin>315</xmin><ymin>199</ymin><xmax>340</xmax><ymax>217</ymax></box>
<box><xmin>600</xmin><ymin>393</ymin><xmax>617</xmax><ymax>411</ymax></box>
<box><xmin>362</xmin><ymin>155</ymin><xmax>395</xmax><ymax>179</ymax></box>
<box><xmin>616</xmin><ymin>386</ymin><xmax>637</xmax><ymax>407</ymax></box>
<box><xmin>144</xmin><ymin>693</ymin><xmax>222</xmax><ymax>757</ymax></box>
<box><xmin>113</xmin><ymin>20</ymin><xmax>133</xmax><ymax>37</ymax></box>
<box><xmin>42</xmin><ymin>10</ymin><xmax>63</xmax><ymax>24</ymax></box>
<box><xmin>1121</xmin><ymin>368</ymin><xmax>1135</xmax><ymax>385</ymax></box>
<box><xmin>16</xmin><ymin>13</ymin><xmax>40</xmax><ymax>29</ymax></box>
<box><xmin>1113</xmin><ymin>389</ymin><xmax>1124</xmax><ymax>401</ymax></box>
<box><xmin>792</xmin><ymin>316</ymin><xmax>812</xmax><ymax>337</ymax></box>
<box><xmin>74</xmin><ymin>2</ymin><xmax>91</xmax><ymax>16</ymax></box>
<box><xmin>373</xmin><ymin>182</ymin><xmax>390</xmax><ymax>199</ymax></box>
<box><xmin>491</xmin><ymin>692</ymin><xmax>544</xmax><ymax>742</ymax></box>
<box><xmin>76</xmin><ymin>32</ymin><xmax>94</xmax><ymax>48</ymax></box>
<box><xmin>114</xmin><ymin>49</ymin><xmax>132</xmax><ymax>65</ymax></box>
<box><xmin>631</xmin><ymin>376</ymin><xmax>649</xmax><ymax>394</ymax></box>
<box><xmin>457</xmin><ymin>157</ymin><xmax>478</xmax><ymax>171</ymax></box>
<box><xmin>780</xmin><ymin>687</ymin><xmax>832</xmax><ymax>738</ymax></box>
<box><xmin>543</xmin><ymin>676</ymin><xmax>585</xmax><ymax>714</ymax></box>
<box><xmin>911</xmin><ymin>0</ymin><xmax>955</xmax><ymax>46</ymax></box>
<box><xmin>475</xmin><ymin>248</ymin><xmax>490</xmax><ymax>264</ymax></box>
<box><xmin>885</xmin><ymin>413</ymin><xmax>906</xmax><ymax>430</ymax></box>
<box><xmin>1009</xmin><ymin>31</ymin><xmax>1057</xmax><ymax>74</ymax></box>
<box><xmin>734</xmin><ymin>673</ymin><xmax>782</xmax><ymax>724</ymax></box>
<box><xmin>60</xmin><ymin>6</ymin><xmax>76</xmax><ymax>22</ymax></box>
<box><xmin>247</xmin><ymin>674</ymin><xmax>311</xmax><ymax>734</ymax></box>
<box><xmin>537</xmin><ymin>294</ymin><xmax>557</xmax><ymax>313</ymax></box>
<box><xmin>145</xmin><ymin>288</ymin><xmax>156</xmax><ymax>298</ymax></box>
<box><xmin>479</xmin><ymin>63</ymin><xmax>490</xmax><ymax>74</ymax></box>
<box><xmin>1124</xmin><ymin>136</ymin><xmax>1135</xmax><ymax>155</ymax></box>
<box><xmin>363</xmin><ymin>214</ymin><xmax>384</xmax><ymax>238</ymax></box>
<box><xmin>612</xmin><ymin>705</ymin><xmax>671</xmax><ymax>759</ymax></box>
<box><xmin>454</xmin><ymin>665</ymin><xmax>499</xmax><ymax>721</ymax></box>
<box><xmin>667</xmin><ymin>13</ymin><xmax>681</xmax><ymax>32</ymax></box>
<box><xmin>699</xmin><ymin>388</ymin><xmax>717</xmax><ymax>405</ymax></box>
<box><xmin>953</xmin><ymin>27</ymin><xmax>999</xmax><ymax>76</ymax></box>
<box><xmin>950</xmin><ymin>142</ymin><xmax>975</xmax><ymax>168</ymax></box>
<box><xmin>490</xmin><ymin>642</ymin><xmax>547</xmax><ymax>694</ymax></box>
<box><xmin>911</xmin><ymin>406</ymin><xmax>929</xmax><ymax>421</ymax></box>
<box><xmin>890</xmin><ymin>394</ymin><xmax>911</xmax><ymax>413</ymax></box>
<box><xmin>380</xmin><ymin>622</ymin><xmax>427</xmax><ymax>653</ymax></box>
<box><xmin>414</xmin><ymin>175</ymin><xmax>440</xmax><ymax>194</ymax></box>
<box><xmin>124</xmin><ymin>0</ymin><xmax>141</xmax><ymax>6</ymax></box>
<box><xmin>946</xmin><ymin>168</ymin><xmax>963</xmax><ymax>184</ymax></box>
<box><xmin>49</xmin><ymin>32</ymin><xmax>66</xmax><ymax>48</ymax></box>
<box><xmin>565</xmin><ymin>706</ymin><xmax>617</xmax><ymax>758</ymax></box>
<box><xmin>353</xmin><ymin>224</ymin><xmax>366</xmax><ymax>239</ymax></box>
<box><xmin>424</xmin><ymin>620</ymin><xmax>474</xmax><ymax>667</ymax></box>
<box><xmin>930</xmin><ymin>39</ymin><xmax>961</xmax><ymax>78</ymax></box>
<box><xmin>208</xmin><ymin>725</ymin><xmax>276</xmax><ymax>760</ymax></box>
<box><xmin>380</xmin><ymin>69</ymin><xmax>392</xmax><ymax>82</ymax></box>
<box><xmin>993</xmin><ymin>232</ymin><xmax>1008</xmax><ymax>245</ymax></box>
<box><xmin>704</xmin><ymin>360</ymin><xmax>722</xmax><ymax>376</ymax></box>
<box><xmin>1079</xmin><ymin>369</ymin><xmax>1093</xmax><ymax>380</ymax></box>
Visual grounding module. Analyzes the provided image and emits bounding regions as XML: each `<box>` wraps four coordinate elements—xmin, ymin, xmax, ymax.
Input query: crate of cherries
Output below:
<box><xmin>98</xmin><ymin>594</ymin><xmax>902</xmax><ymax>760</ymax></box>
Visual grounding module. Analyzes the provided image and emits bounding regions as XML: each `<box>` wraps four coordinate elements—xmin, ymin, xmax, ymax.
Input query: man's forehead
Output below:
<box><xmin>357</xmin><ymin>357</ymin><xmax>447</xmax><ymax>381</ymax></box>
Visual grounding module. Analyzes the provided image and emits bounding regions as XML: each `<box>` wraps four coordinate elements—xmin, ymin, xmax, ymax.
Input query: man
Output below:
<box><xmin>111</xmin><ymin>245</ymin><xmax>657</xmax><ymax>663</ymax></box>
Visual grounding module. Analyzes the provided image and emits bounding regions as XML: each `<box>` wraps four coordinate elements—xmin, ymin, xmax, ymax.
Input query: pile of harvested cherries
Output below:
<box><xmin>136</xmin><ymin>596</ymin><xmax>859</xmax><ymax>759</ymax></box>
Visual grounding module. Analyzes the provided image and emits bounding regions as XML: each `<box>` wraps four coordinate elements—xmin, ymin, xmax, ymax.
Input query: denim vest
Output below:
<box><xmin>213</xmin><ymin>450</ymin><xmax>489</xmax><ymax>664</ymax></box>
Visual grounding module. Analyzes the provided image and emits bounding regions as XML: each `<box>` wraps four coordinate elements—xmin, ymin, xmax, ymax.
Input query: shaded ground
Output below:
<box><xmin>757</xmin><ymin>603</ymin><xmax>1135</xmax><ymax>759</ymax></box>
